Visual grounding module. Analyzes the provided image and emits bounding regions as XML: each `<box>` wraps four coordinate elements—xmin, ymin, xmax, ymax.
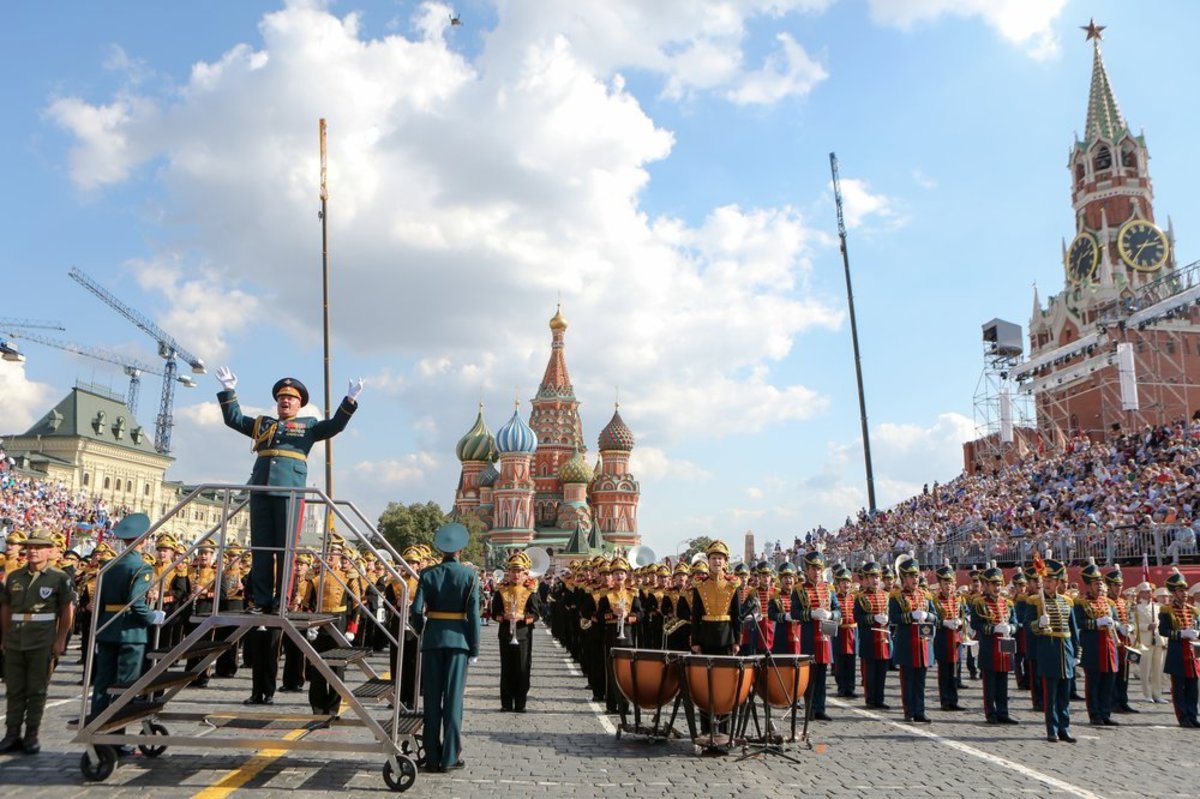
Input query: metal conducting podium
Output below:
<box><xmin>71</xmin><ymin>485</ymin><xmax>427</xmax><ymax>792</ymax></box>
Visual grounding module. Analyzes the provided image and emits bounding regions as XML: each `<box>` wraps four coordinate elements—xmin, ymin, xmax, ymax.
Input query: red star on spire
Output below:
<box><xmin>1081</xmin><ymin>19</ymin><xmax>1105</xmax><ymax>42</ymax></box>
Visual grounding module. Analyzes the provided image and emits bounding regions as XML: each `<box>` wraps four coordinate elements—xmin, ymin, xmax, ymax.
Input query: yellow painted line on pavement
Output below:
<box><xmin>191</xmin><ymin>728</ymin><xmax>308</xmax><ymax>799</ymax></box>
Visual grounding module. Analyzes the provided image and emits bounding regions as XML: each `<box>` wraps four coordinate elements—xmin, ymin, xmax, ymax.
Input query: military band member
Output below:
<box><xmin>691</xmin><ymin>541</ymin><xmax>741</xmax><ymax>655</ymax></box>
<box><xmin>932</xmin><ymin>565</ymin><xmax>964</xmax><ymax>711</ymax></box>
<box><xmin>389</xmin><ymin>546</ymin><xmax>424</xmax><ymax>711</ymax></box>
<box><xmin>187</xmin><ymin>540</ymin><xmax>218</xmax><ymax>686</ymax></box>
<box><xmin>1027</xmin><ymin>559</ymin><xmax>1078</xmax><ymax>743</ymax></box>
<box><xmin>972</xmin><ymin>566</ymin><xmax>1017</xmax><ymax>724</ymax></box>
<box><xmin>0</xmin><ymin>531</ymin><xmax>76</xmax><ymax>754</ymax></box>
<box><xmin>1102</xmin><ymin>566</ymin><xmax>1137</xmax><ymax>714</ymax></box>
<box><xmin>598</xmin><ymin>557</ymin><xmax>640</xmax><ymax>714</ymax></box>
<box><xmin>1131</xmin><ymin>581</ymin><xmax>1165</xmax><ymax>703</ymax></box>
<box><xmin>853</xmin><ymin>562</ymin><xmax>891</xmax><ymax>709</ymax></box>
<box><xmin>1074</xmin><ymin>563</ymin><xmax>1120</xmax><ymax>726</ymax></box>
<box><xmin>889</xmin><ymin>557</ymin><xmax>936</xmax><ymax>722</ymax></box>
<box><xmin>1160</xmin><ymin>570</ymin><xmax>1199</xmax><ymax>727</ymax></box>
<box><xmin>216</xmin><ymin>369</ymin><xmax>362</xmax><ymax>613</ymax></box>
<box><xmin>662</xmin><ymin>561</ymin><xmax>692</xmax><ymax>652</ymax></box>
<box><xmin>302</xmin><ymin>536</ymin><xmax>353</xmax><ymax>714</ymax></box>
<box><xmin>740</xmin><ymin>562</ymin><xmax>774</xmax><ymax>656</ymax></box>
<box><xmin>410</xmin><ymin>522</ymin><xmax>480</xmax><ymax>773</ymax></box>
<box><xmin>964</xmin><ymin>566</ymin><xmax>983</xmax><ymax>681</ymax></box>
<box><xmin>768</xmin><ymin>562</ymin><xmax>801</xmax><ymax>655</ymax></box>
<box><xmin>795</xmin><ymin>551</ymin><xmax>839</xmax><ymax>720</ymax></box>
<box><xmin>831</xmin><ymin>566</ymin><xmax>857</xmax><ymax>698</ymax></box>
<box><xmin>491</xmin><ymin>551</ymin><xmax>542</xmax><ymax>713</ymax></box>
<box><xmin>1011</xmin><ymin>571</ymin><xmax>1030</xmax><ymax>691</ymax></box>
<box><xmin>1017</xmin><ymin>566</ymin><xmax>1043</xmax><ymax>711</ymax></box>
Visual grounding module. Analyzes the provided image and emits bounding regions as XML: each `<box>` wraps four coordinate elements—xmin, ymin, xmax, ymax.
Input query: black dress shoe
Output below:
<box><xmin>262</xmin><ymin>696</ymin><xmax>275</xmax><ymax>706</ymax></box>
<box><xmin>1118</xmin><ymin>705</ymin><xmax>1139</xmax><ymax>714</ymax></box>
<box><xmin>500</xmin><ymin>706</ymin><xmax>512</xmax><ymax>712</ymax></box>
<box><xmin>1058</xmin><ymin>732</ymin><xmax>1077</xmax><ymax>743</ymax></box>
<box><xmin>447</xmin><ymin>760</ymin><xmax>465</xmax><ymax>770</ymax></box>
<box><xmin>813</xmin><ymin>712</ymin><xmax>833</xmax><ymax>721</ymax></box>
<box><xmin>943</xmin><ymin>704</ymin><xmax>965</xmax><ymax>711</ymax></box>
<box><xmin>876</xmin><ymin>703</ymin><xmax>891</xmax><ymax>710</ymax></box>
<box><xmin>21</xmin><ymin>731</ymin><xmax>40</xmax><ymax>755</ymax></box>
<box><xmin>244</xmin><ymin>696</ymin><xmax>264</xmax><ymax>705</ymax></box>
<box><xmin>913</xmin><ymin>714</ymin><xmax>931</xmax><ymax>723</ymax></box>
<box><xmin>279</xmin><ymin>686</ymin><xmax>302</xmax><ymax>693</ymax></box>
<box><xmin>985</xmin><ymin>716</ymin><xmax>999</xmax><ymax>724</ymax></box>
<box><xmin>998</xmin><ymin>716</ymin><xmax>1019</xmax><ymax>725</ymax></box>
<box><xmin>1045</xmin><ymin>733</ymin><xmax>1058</xmax><ymax>742</ymax></box>
<box><xmin>1070</xmin><ymin>694</ymin><xmax>1084</xmax><ymax>701</ymax></box>
<box><xmin>1102</xmin><ymin>718</ymin><xmax>1120</xmax><ymax>727</ymax></box>
<box><xmin>0</xmin><ymin>729</ymin><xmax>22</xmax><ymax>752</ymax></box>
<box><xmin>514</xmin><ymin>707</ymin><xmax>527</xmax><ymax>713</ymax></box>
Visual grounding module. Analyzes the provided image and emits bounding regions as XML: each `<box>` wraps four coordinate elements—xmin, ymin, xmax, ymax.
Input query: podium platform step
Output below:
<box><xmin>352</xmin><ymin>678</ymin><xmax>395</xmax><ymax>699</ymax></box>
<box><xmin>381</xmin><ymin>713</ymin><xmax>424</xmax><ymax>737</ymax></box>
<box><xmin>107</xmin><ymin>670</ymin><xmax>198</xmax><ymax>695</ymax></box>
<box><xmin>146</xmin><ymin>639</ymin><xmax>231</xmax><ymax>662</ymax></box>
<box><xmin>320</xmin><ymin>647</ymin><xmax>373</xmax><ymax>666</ymax></box>
<box><xmin>84</xmin><ymin>700</ymin><xmax>167</xmax><ymax>733</ymax></box>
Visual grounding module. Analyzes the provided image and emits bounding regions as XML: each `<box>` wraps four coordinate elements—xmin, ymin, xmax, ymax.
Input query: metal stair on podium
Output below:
<box><xmin>72</xmin><ymin>484</ymin><xmax>425</xmax><ymax>792</ymax></box>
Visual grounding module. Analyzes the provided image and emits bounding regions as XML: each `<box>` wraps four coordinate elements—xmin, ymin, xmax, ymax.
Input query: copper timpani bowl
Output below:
<box><xmin>754</xmin><ymin>654</ymin><xmax>812</xmax><ymax>709</ymax></box>
<box><xmin>681</xmin><ymin>654</ymin><xmax>760</xmax><ymax>716</ymax></box>
<box><xmin>611</xmin><ymin>648</ymin><xmax>680</xmax><ymax>710</ymax></box>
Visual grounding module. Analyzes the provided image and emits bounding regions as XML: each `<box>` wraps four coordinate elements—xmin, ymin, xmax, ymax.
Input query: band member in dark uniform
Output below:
<box><xmin>795</xmin><ymin>551</ymin><xmax>839</xmax><ymax>721</ymax></box>
<box><xmin>889</xmin><ymin>556</ymin><xmax>937</xmax><ymax>723</ymax></box>
<box><xmin>769</xmin><ymin>562</ymin><xmax>801</xmax><ymax>656</ymax></box>
<box><xmin>1160</xmin><ymin>569</ymin><xmax>1199</xmax><ymax>727</ymax></box>
<box><xmin>662</xmin><ymin>561</ymin><xmax>692</xmax><ymax>652</ymax></box>
<box><xmin>971</xmin><ymin>566</ymin><xmax>1017</xmax><ymax>724</ymax></box>
<box><xmin>597</xmin><ymin>557</ymin><xmax>640</xmax><ymax>714</ymax></box>
<box><xmin>853</xmin><ymin>562</ymin><xmax>892</xmax><ymax>709</ymax></box>
<box><xmin>932</xmin><ymin>565</ymin><xmax>964</xmax><ymax>711</ymax></box>
<box><xmin>490</xmin><ymin>551</ymin><xmax>542</xmax><ymax>712</ymax></box>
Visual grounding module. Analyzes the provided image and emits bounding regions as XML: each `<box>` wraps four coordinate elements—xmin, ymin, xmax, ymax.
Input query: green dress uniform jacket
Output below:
<box><xmin>91</xmin><ymin>550</ymin><xmax>159</xmax><ymax>718</ymax></box>
<box><xmin>2</xmin><ymin>565</ymin><xmax>76</xmax><ymax>732</ymax></box>
<box><xmin>410</xmin><ymin>557</ymin><xmax>480</xmax><ymax>771</ymax></box>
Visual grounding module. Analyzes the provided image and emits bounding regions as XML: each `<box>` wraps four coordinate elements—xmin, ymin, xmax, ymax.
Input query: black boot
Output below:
<box><xmin>0</xmin><ymin>727</ymin><xmax>22</xmax><ymax>752</ymax></box>
<box><xmin>22</xmin><ymin>727</ymin><xmax>40</xmax><ymax>755</ymax></box>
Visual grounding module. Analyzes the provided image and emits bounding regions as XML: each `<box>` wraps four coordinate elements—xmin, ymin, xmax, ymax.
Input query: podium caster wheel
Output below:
<box><xmin>80</xmin><ymin>746</ymin><xmax>117</xmax><ymax>782</ymax></box>
<box><xmin>383</xmin><ymin>756</ymin><xmax>417</xmax><ymax>792</ymax></box>
<box><xmin>139</xmin><ymin>722</ymin><xmax>169</xmax><ymax>757</ymax></box>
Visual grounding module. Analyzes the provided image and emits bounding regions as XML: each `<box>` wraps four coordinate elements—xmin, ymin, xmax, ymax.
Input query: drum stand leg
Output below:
<box><xmin>799</xmin><ymin>675</ymin><xmax>816</xmax><ymax>749</ymax></box>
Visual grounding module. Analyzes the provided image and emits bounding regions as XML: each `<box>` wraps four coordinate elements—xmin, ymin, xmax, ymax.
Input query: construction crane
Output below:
<box><xmin>68</xmin><ymin>267</ymin><xmax>206</xmax><ymax>454</ymax></box>
<box><xmin>5</xmin><ymin>331</ymin><xmax>196</xmax><ymax>416</ymax></box>
<box><xmin>0</xmin><ymin>318</ymin><xmax>66</xmax><ymax>363</ymax></box>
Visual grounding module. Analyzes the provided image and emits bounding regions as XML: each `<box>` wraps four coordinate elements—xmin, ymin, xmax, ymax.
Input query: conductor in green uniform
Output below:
<box><xmin>215</xmin><ymin>369</ymin><xmax>362</xmax><ymax>612</ymax></box>
<box><xmin>0</xmin><ymin>530</ymin><xmax>76</xmax><ymax>754</ymax></box>
<box><xmin>410</xmin><ymin>522</ymin><xmax>480</xmax><ymax>773</ymax></box>
<box><xmin>89</xmin><ymin>514</ymin><xmax>165</xmax><ymax>731</ymax></box>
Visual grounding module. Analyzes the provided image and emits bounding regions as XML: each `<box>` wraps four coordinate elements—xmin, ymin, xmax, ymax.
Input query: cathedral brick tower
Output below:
<box><xmin>591</xmin><ymin>405</ymin><xmax>640</xmax><ymax>547</ymax></box>
<box><xmin>529</xmin><ymin>306</ymin><xmax>586</xmax><ymax>527</ymax></box>
<box><xmin>1025</xmin><ymin>22</ymin><xmax>1200</xmax><ymax>438</ymax></box>
<box><xmin>490</xmin><ymin>405</ymin><xmax>538</xmax><ymax>547</ymax></box>
<box><xmin>453</xmin><ymin>405</ymin><xmax>495</xmax><ymax>517</ymax></box>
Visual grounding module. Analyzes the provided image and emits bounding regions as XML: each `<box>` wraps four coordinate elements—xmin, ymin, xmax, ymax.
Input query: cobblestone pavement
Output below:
<box><xmin>0</xmin><ymin>629</ymin><xmax>1193</xmax><ymax>798</ymax></box>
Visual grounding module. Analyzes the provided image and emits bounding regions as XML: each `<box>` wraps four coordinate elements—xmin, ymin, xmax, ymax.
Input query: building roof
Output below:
<box><xmin>455</xmin><ymin>404</ymin><xmax>497</xmax><ymax>463</ymax></box>
<box><xmin>15</xmin><ymin>384</ymin><xmax>160</xmax><ymax>456</ymax></box>
<box><xmin>1083</xmin><ymin>40</ymin><xmax>1126</xmax><ymax>143</ymax></box>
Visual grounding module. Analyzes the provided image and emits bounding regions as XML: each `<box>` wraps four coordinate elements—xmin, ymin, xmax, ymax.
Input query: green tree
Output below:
<box><xmin>377</xmin><ymin>501</ymin><xmax>446</xmax><ymax>553</ymax></box>
<box><xmin>678</xmin><ymin>535</ymin><xmax>716</xmax><ymax>565</ymax></box>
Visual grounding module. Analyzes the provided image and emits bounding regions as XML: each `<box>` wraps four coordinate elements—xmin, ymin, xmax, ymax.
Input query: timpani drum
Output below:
<box><xmin>681</xmin><ymin>654</ymin><xmax>759</xmax><ymax>716</ymax></box>
<box><xmin>754</xmin><ymin>654</ymin><xmax>812</xmax><ymax>709</ymax></box>
<box><xmin>611</xmin><ymin>648</ymin><xmax>680</xmax><ymax>711</ymax></box>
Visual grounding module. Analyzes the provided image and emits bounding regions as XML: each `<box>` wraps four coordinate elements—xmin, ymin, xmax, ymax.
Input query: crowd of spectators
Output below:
<box><xmin>757</xmin><ymin>419</ymin><xmax>1200</xmax><ymax>568</ymax></box>
<box><xmin>0</xmin><ymin>448</ymin><xmax>119</xmax><ymax>547</ymax></box>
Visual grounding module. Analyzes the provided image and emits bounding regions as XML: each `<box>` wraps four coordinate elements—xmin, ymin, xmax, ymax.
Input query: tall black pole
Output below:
<box><xmin>320</xmin><ymin>119</ymin><xmax>333</xmax><ymax>502</ymax></box>
<box><xmin>829</xmin><ymin>152</ymin><xmax>877</xmax><ymax>514</ymax></box>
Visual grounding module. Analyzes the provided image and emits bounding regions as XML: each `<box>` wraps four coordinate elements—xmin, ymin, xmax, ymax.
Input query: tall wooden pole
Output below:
<box><xmin>320</xmin><ymin>119</ymin><xmax>334</xmax><ymax>505</ymax></box>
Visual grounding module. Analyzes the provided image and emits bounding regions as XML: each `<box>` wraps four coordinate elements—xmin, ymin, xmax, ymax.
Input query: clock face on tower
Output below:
<box><xmin>1066</xmin><ymin>232</ymin><xmax>1100</xmax><ymax>284</ymax></box>
<box><xmin>1117</xmin><ymin>219</ymin><xmax>1169</xmax><ymax>271</ymax></box>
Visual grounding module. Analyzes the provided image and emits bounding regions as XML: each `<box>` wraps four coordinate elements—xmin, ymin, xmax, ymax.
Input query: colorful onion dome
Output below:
<box><xmin>478</xmin><ymin>462</ymin><xmax>500</xmax><ymax>488</ymax></box>
<box><xmin>455</xmin><ymin>405</ymin><xmax>496</xmax><ymax>462</ymax></box>
<box><xmin>558</xmin><ymin>449</ymin><xmax>593</xmax><ymax>484</ymax></box>
<box><xmin>495</xmin><ymin>406</ymin><xmax>537</xmax><ymax>454</ymax></box>
<box><xmin>598</xmin><ymin>406</ymin><xmax>635</xmax><ymax>451</ymax></box>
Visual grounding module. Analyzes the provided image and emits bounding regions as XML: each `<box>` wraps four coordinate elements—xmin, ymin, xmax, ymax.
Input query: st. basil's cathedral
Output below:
<box><xmin>451</xmin><ymin>306</ymin><xmax>641</xmax><ymax>560</ymax></box>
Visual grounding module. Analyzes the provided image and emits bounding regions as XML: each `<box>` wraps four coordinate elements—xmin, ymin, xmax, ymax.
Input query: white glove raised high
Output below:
<box><xmin>873</xmin><ymin>613</ymin><xmax>888</xmax><ymax>625</ymax></box>
<box><xmin>912</xmin><ymin>610</ymin><xmax>927</xmax><ymax>622</ymax></box>
<box><xmin>216</xmin><ymin>366</ymin><xmax>238</xmax><ymax>391</ymax></box>
<box><xmin>1038</xmin><ymin>614</ymin><xmax>1050</xmax><ymax>628</ymax></box>
<box><xmin>347</xmin><ymin>377</ymin><xmax>365</xmax><ymax>401</ymax></box>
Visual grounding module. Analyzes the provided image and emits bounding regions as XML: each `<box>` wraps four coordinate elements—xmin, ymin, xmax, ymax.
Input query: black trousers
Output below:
<box><xmin>282</xmin><ymin>635</ymin><xmax>305</xmax><ymax>690</ymax></box>
<box><xmin>215</xmin><ymin>599</ymin><xmax>244</xmax><ymax>677</ymax></box>
<box><xmin>392</xmin><ymin>630</ymin><xmax>420</xmax><ymax>711</ymax></box>
<box><xmin>248</xmin><ymin>494</ymin><xmax>299</xmax><ymax>611</ymax></box>
<box><xmin>834</xmin><ymin>652</ymin><xmax>856</xmax><ymax>696</ymax></box>
<box><xmin>248</xmin><ymin>627</ymin><xmax>281</xmax><ymax>699</ymax></box>
<box><xmin>307</xmin><ymin>621</ymin><xmax>346</xmax><ymax>714</ymax></box>
<box><xmin>1084</xmin><ymin>668</ymin><xmax>1115</xmax><ymax>722</ymax></box>
<box><xmin>937</xmin><ymin>657</ymin><xmax>959</xmax><ymax>708</ymax></box>
<box><xmin>981</xmin><ymin>667</ymin><xmax>1010</xmax><ymax>720</ymax></box>
<box><xmin>862</xmin><ymin>656</ymin><xmax>887</xmax><ymax>707</ymax></box>
<box><xmin>499</xmin><ymin>630</ymin><xmax>533</xmax><ymax>710</ymax></box>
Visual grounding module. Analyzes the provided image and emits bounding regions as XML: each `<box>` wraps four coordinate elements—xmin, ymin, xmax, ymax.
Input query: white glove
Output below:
<box><xmin>812</xmin><ymin>608</ymin><xmax>831</xmax><ymax>621</ymax></box>
<box><xmin>149</xmin><ymin>610</ymin><xmax>166</xmax><ymax>626</ymax></box>
<box><xmin>912</xmin><ymin>610</ymin><xmax>927</xmax><ymax>622</ymax></box>
<box><xmin>1182</xmin><ymin>629</ymin><xmax>1199</xmax><ymax>641</ymax></box>
<box><xmin>1038</xmin><ymin>614</ymin><xmax>1050</xmax><ymax>628</ymax></box>
<box><xmin>994</xmin><ymin>622</ymin><xmax>1011</xmax><ymax>635</ymax></box>
<box><xmin>307</xmin><ymin>627</ymin><xmax>320</xmax><ymax>641</ymax></box>
<box><xmin>216</xmin><ymin>366</ymin><xmax>237</xmax><ymax>391</ymax></box>
<box><xmin>874</xmin><ymin>613</ymin><xmax>889</xmax><ymax>625</ymax></box>
<box><xmin>346</xmin><ymin>630</ymin><xmax>356</xmax><ymax>643</ymax></box>
<box><xmin>1095</xmin><ymin>615</ymin><xmax>1113</xmax><ymax>628</ymax></box>
<box><xmin>751</xmin><ymin>610</ymin><xmax>763</xmax><ymax>623</ymax></box>
<box><xmin>782</xmin><ymin>612</ymin><xmax>792</xmax><ymax>622</ymax></box>
<box><xmin>347</xmin><ymin>377</ymin><xmax>364</xmax><ymax>401</ymax></box>
<box><xmin>469</xmin><ymin>656</ymin><xmax>479</xmax><ymax>665</ymax></box>
<box><xmin>1117</xmin><ymin>624</ymin><xmax>1130</xmax><ymax>637</ymax></box>
<box><xmin>943</xmin><ymin>619</ymin><xmax>960</xmax><ymax>630</ymax></box>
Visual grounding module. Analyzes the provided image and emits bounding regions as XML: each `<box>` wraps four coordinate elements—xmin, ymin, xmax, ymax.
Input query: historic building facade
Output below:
<box><xmin>1026</xmin><ymin>24</ymin><xmax>1200</xmax><ymax>438</ymax></box>
<box><xmin>452</xmin><ymin>307</ymin><xmax>640</xmax><ymax>555</ymax></box>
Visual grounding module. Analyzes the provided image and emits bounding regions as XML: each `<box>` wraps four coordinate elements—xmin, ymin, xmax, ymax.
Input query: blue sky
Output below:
<box><xmin>3</xmin><ymin>1</ymin><xmax>1198</xmax><ymax>558</ymax></box>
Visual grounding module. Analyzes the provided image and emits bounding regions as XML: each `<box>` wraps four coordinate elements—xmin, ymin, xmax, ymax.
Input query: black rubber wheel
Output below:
<box><xmin>139</xmin><ymin>722</ymin><xmax>169</xmax><ymax>758</ymax></box>
<box><xmin>382</xmin><ymin>756</ymin><xmax>417</xmax><ymax>792</ymax></box>
<box><xmin>80</xmin><ymin>746</ymin><xmax>117</xmax><ymax>782</ymax></box>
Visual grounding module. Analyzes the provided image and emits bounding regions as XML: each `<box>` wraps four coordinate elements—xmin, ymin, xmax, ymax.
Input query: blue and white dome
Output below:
<box><xmin>496</xmin><ymin>407</ymin><xmax>537</xmax><ymax>454</ymax></box>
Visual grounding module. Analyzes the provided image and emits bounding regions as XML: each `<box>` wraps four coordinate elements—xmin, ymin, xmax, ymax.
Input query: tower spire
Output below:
<box><xmin>1081</xmin><ymin>20</ymin><xmax>1125</xmax><ymax>143</ymax></box>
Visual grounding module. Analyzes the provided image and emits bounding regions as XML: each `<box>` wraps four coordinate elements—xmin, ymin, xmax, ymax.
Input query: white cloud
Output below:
<box><xmin>911</xmin><ymin>168</ymin><xmax>937</xmax><ymax>189</ymax></box>
<box><xmin>725</xmin><ymin>32</ymin><xmax>828</xmax><ymax>105</ymax></box>
<box><xmin>867</xmin><ymin>0</ymin><xmax>1068</xmax><ymax>60</ymax></box>
<box><xmin>746</xmin><ymin>486</ymin><xmax>765</xmax><ymax>499</ymax></box>
<box><xmin>352</xmin><ymin>452</ymin><xmax>439</xmax><ymax>485</ymax></box>
<box><xmin>628</xmin><ymin>446</ymin><xmax>712</xmax><ymax>481</ymax></box>
<box><xmin>0</xmin><ymin>364</ymin><xmax>57</xmax><ymax>432</ymax></box>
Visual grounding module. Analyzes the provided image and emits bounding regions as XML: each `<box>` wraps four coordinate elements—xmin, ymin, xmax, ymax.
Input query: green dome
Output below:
<box><xmin>558</xmin><ymin>449</ymin><xmax>593</xmax><ymax>484</ymax></box>
<box><xmin>455</xmin><ymin>405</ymin><xmax>496</xmax><ymax>463</ymax></box>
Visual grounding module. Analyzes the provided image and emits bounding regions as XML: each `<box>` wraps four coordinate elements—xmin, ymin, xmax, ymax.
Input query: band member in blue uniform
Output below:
<box><xmin>795</xmin><ymin>552</ymin><xmax>839</xmax><ymax>721</ymax></box>
<box><xmin>1027</xmin><ymin>559</ymin><xmax>1078</xmax><ymax>743</ymax></box>
<box><xmin>853</xmin><ymin>562</ymin><xmax>892</xmax><ymax>709</ymax></box>
<box><xmin>1074</xmin><ymin>563</ymin><xmax>1120</xmax><ymax>726</ymax></box>
<box><xmin>889</xmin><ymin>556</ymin><xmax>936</xmax><ymax>722</ymax></box>
<box><xmin>832</xmin><ymin>566</ymin><xmax>857</xmax><ymax>698</ymax></box>
<box><xmin>972</xmin><ymin>566</ymin><xmax>1018</xmax><ymax>724</ymax></box>
<box><xmin>1159</xmin><ymin>570</ymin><xmax>1199</xmax><ymax>727</ymax></box>
<box><xmin>931</xmin><ymin>565</ymin><xmax>964</xmax><ymax>711</ymax></box>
